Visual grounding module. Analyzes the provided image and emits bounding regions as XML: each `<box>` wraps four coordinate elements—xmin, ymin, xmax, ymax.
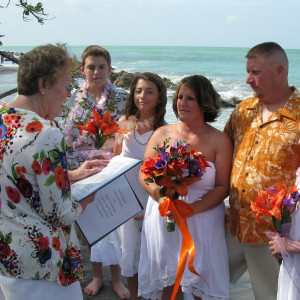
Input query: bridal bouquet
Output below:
<box><xmin>141</xmin><ymin>137</ymin><xmax>211</xmax><ymax>232</ymax></box>
<box><xmin>77</xmin><ymin>107</ymin><xmax>127</xmax><ymax>151</ymax></box>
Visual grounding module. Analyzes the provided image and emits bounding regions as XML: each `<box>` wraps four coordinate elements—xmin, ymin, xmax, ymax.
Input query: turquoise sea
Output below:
<box><xmin>1</xmin><ymin>45</ymin><xmax>300</xmax><ymax>130</ymax></box>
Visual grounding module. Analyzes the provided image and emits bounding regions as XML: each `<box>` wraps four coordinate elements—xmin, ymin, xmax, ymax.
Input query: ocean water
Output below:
<box><xmin>1</xmin><ymin>45</ymin><xmax>300</xmax><ymax>130</ymax></box>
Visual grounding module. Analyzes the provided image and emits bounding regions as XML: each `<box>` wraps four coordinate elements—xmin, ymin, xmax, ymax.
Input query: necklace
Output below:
<box><xmin>133</xmin><ymin>126</ymin><xmax>153</xmax><ymax>146</ymax></box>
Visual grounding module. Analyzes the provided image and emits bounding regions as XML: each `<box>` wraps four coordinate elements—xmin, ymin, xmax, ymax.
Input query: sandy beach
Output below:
<box><xmin>0</xmin><ymin>64</ymin><xmax>18</xmax><ymax>74</ymax></box>
<box><xmin>80</xmin><ymin>242</ymin><xmax>255</xmax><ymax>300</ymax></box>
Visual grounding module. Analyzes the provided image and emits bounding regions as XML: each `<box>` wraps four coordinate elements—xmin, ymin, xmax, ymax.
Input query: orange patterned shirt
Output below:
<box><xmin>224</xmin><ymin>87</ymin><xmax>300</xmax><ymax>244</ymax></box>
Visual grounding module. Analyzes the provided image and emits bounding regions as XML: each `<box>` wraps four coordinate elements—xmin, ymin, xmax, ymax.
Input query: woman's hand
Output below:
<box><xmin>269</xmin><ymin>237</ymin><xmax>283</xmax><ymax>261</ymax></box>
<box><xmin>159</xmin><ymin>196</ymin><xmax>175</xmax><ymax>223</ymax></box>
<box><xmin>68</xmin><ymin>159</ymin><xmax>109</xmax><ymax>181</ymax></box>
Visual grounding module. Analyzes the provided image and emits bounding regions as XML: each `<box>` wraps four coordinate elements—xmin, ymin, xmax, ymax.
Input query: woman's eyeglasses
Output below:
<box><xmin>58</xmin><ymin>82</ymin><xmax>72</xmax><ymax>93</ymax></box>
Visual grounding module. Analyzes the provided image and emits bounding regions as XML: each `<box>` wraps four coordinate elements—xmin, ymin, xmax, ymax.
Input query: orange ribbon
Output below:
<box><xmin>159</xmin><ymin>198</ymin><xmax>209</xmax><ymax>300</ymax></box>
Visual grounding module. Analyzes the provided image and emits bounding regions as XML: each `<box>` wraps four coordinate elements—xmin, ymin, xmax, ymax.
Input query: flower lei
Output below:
<box><xmin>115</xmin><ymin>115</ymin><xmax>154</xmax><ymax>144</ymax></box>
<box><xmin>63</xmin><ymin>78</ymin><xmax>114</xmax><ymax>150</ymax></box>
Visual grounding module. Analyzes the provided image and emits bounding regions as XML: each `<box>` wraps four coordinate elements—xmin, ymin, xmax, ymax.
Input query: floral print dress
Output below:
<box><xmin>0</xmin><ymin>104</ymin><xmax>84</xmax><ymax>286</ymax></box>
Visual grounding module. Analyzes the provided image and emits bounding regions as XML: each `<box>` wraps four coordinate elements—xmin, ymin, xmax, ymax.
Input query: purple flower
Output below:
<box><xmin>155</xmin><ymin>159</ymin><xmax>167</xmax><ymax>169</ymax></box>
<box><xmin>170</xmin><ymin>146</ymin><xmax>176</xmax><ymax>153</ymax></box>
<box><xmin>267</xmin><ymin>188</ymin><xmax>276</xmax><ymax>194</ymax></box>
<box><xmin>0</xmin><ymin>124</ymin><xmax>7</xmax><ymax>139</ymax></box>
<box><xmin>283</xmin><ymin>197</ymin><xmax>295</xmax><ymax>208</ymax></box>
<box><xmin>188</xmin><ymin>159</ymin><xmax>200</xmax><ymax>175</ymax></box>
<box><xmin>158</xmin><ymin>146</ymin><xmax>165</xmax><ymax>153</ymax></box>
<box><xmin>159</xmin><ymin>152</ymin><xmax>169</xmax><ymax>161</ymax></box>
<box><xmin>291</xmin><ymin>191</ymin><xmax>300</xmax><ymax>201</ymax></box>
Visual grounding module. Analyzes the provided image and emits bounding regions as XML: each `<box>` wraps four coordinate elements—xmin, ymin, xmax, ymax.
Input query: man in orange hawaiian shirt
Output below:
<box><xmin>224</xmin><ymin>42</ymin><xmax>300</xmax><ymax>300</ymax></box>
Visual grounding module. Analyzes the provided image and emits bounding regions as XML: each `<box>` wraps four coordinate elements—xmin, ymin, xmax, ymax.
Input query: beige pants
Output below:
<box><xmin>226</xmin><ymin>229</ymin><xmax>280</xmax><ymax>300</ymax></box>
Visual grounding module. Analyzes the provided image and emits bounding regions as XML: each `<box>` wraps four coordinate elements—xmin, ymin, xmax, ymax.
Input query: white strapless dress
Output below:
<box><xmin>138</xmin><ymin>162</ymin><xmax>229</xmax><ymax>300</ymax></box>
<box><xmin>111</xmin><ymin>130</ymin><xmax>153</xmax><ymax>277</ymax></box>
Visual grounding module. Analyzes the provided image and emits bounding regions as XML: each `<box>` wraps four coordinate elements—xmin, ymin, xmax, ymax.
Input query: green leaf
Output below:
<box><xmin>40</xmin><ymin>150</ymin><xmax>46</xmax><ymax>162</ymax></box>
<box><xmin>0</xmin><ymin>107</ymin><xmax>9</xmax><ymax>114</ymax></box>
<box><xmin>11</xmin><ymin>163</ymin><xmax>18</xmax><ymax>180</ymax></box>
<box><xmin>33</xmin><ymin>153</ymin><xmax>39</xmax><ymax>161</ymax></box>
<box><xmin>7</xmin><ymin>201</ymin><xmax>16</xmax><ymax>210</ymax></box>
<box><xmin>24</xmin><ymin>10</ymin><xmax>30</xmax><ymax>16</ymax></box>
<box><xmin>144</xmin><ymin>178</ymin><xmax>154</xmax><ymax>183</ymax></box>
<box><xmin>34</xmin><ymin>271</ymin><xmax>40</xmax><ymax>280</ymax></box>
<box><xmin>0</xmin><ymin>231</ymin><xmax>5</xmax><ymax>240</ymax></box>
<box><xmin>49</xmin><ymin>149</ymin><xmax>60</xmax><ymax>163</ymax></box>
<box><xmin>35</xmin><ymin>2</ymin><xmax>43</xmax><ymax>11</ymax></box>
<box><xmin>60</xmin><ymin>138</ymin><xmax>66</xmax><ymax>152</ymax></box>
<box><xmin>44</xmin><ymin>175</ymin><xmax>55</xmax><ymax>186</ymax></box>
<box><xmin>5</xmin><ymin>232</ymin><xmax>12</xmax><ymax>244</ymax></box>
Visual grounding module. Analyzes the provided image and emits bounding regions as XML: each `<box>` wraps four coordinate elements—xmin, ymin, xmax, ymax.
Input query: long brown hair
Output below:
<box><xmin>124</xmin><ymin>72</ymin><xmax>167</xmax><ymax>130</ymax></box>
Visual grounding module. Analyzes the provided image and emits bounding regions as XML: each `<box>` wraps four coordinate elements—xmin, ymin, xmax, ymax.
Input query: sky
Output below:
<box><xmin>1</xmin><ymin>0</ymin><xmax>300</xmax><ymax>49</ymax></box>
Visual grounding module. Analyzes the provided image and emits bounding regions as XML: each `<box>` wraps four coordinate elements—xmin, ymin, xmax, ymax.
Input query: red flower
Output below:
<box><xmin>32</xmin><ymin>161</ymin><xmax>42</xmax><ymax>175</ymax></box>
<box><xmin>25</xmin><ymin>121</ymin><xmax>43</xmax><ymax>133</ymax></box>
<box><xmin>58</xmin><ymin>268</ymin><xmax>66</xmax><ymax>285</ymax></box>
<box><xmin>5</xmin><ymin>186</ymin><xmax>21</xmax><ymax>204</ymax></box>
<box><xmin>54</xmin><ymin>166</ymin><xmax>66</xmax><ymax>190</ymax></box>
<box><xmin>16</xmin><ymin>177</ymin><xmax>33</xmax><ymax>198</ymax></box>
<box><xmin>141</xmin><ymin>157</ymin><xmax>160</xmax><ymax>178</ymax></box>
<box><xmin>42</xmin><ymin>158</ymin><xmax>51</xmax><ymax>175</ymax></box>
<box><xmin>0</xmin><ymin>240</ymin><xmax>11</xmax><ymax>259</ymax></box>
<box><xmin>39</xmin><ymin>236</ymin><xmax>49</xmax><ymax>250</ymax></box>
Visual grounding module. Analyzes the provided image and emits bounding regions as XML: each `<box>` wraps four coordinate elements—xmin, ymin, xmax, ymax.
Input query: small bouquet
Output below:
<box><xmin>249</xmin><ymin>184</ymin><xmax>300</xmax><ymax>233</ymax></box>
<box><xmin>249</xmin><ymin>183</ymin><xmax>300</xmax><ymax>263</ymax></box>
<box><xmin>141</xmin><ymin>137</ymin><xmax>211</xmax><ymax>232</ymax></box>
<box><xmin>77</xmin><ymin>107</ymin><xmax>127</xmax><ymax>155</ymax></box>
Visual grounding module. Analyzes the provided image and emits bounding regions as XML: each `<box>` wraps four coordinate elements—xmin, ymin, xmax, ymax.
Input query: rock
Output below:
<box><xmin>220</xmin><ymin>99</ymin><xmax>236</xmax><ymax>108</ymax></box>
<box><xmin>228</xmin><ymin>97</ymin><xmax>242</xmax><ymax>105</ymax></box>
<box><xmin>110</xmin><ymin>70</ymin><xmax>135</xmax><ymax>89</ymax></box>
<box><xmin>110</xmin><ymin>71</ymin><xmax>178</xmax><ymax>91</ymax></box>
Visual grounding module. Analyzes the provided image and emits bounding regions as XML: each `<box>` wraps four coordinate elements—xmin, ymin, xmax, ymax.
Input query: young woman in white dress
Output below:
<box><xmin>138</xmin><ymin>75</ymin><xmax>233</xmax><ymax>300</ymax></box>
<box><xmin>113</xmin><ymin>73</ymin><xmax>167</xmax><ymax>300</ymax></box>
<box><xmin>269</xmin><ymin>167</ymin><xmax>300</xmax><ymax>300</ymax></box>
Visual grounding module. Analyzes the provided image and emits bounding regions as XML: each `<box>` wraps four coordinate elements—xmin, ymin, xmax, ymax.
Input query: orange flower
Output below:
<box><xmin>78</xmin><ymin>119</ymin><xmax>97</xmax><ymax>135</ymax></box>
<box><xmin>54</xmin><ymin>166</ymin><xmax>66</xmax><ymax>190</ymax></box>
<box><xmin>248</xmin><ymin>183</ymin><xmax>286</xmax><ymax>222</ymax></box>
<box><xmin>52</xmin><ymin>236</ymin><xmax>61</xmax><ymax>251</ymax></box>
<box><xmin>26</xmin><ymin>121</ymin><xmax>43</xmax><ymax>133</ymax></box>
<box><xmin>16</xmin><ymin>166</ymin><xmax>27</xmax><ymax>178</ymax></box>
<box><xmin>158</xmin><ymin>175</ymin><xmax>199</xmax><ymax>197</ymax></box>
<box><xmin>78</xmin><ymin>109</ymin><xmax>127</xmax><ymax>149</ymax></box>
<box><xmin>32</xmin><ymin>161</ymin><xmax>42</xmax><ymax>175</ymax></box>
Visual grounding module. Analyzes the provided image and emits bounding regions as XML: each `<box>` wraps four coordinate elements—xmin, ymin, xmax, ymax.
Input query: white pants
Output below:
<box><xmin>0</xmin><ymin>275</ymin><xmax>83</xmax><ymax>300</ymax></box>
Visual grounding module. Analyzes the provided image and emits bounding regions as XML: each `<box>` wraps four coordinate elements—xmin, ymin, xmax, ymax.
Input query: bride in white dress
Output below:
<box><xmin>113</xmin><ymin>72</ymin><xmax>167</xmax><ymax>300</ymax></box>
<box><xmin>138</xmin><ymin>75</ymin><xmax>233</xmax><ymax>300</ymax></box>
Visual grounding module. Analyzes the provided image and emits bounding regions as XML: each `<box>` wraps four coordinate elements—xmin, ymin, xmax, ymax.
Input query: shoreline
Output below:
<box><xmin>0</xmin><ymin>66</ymin><xmax>239</xmax><ymax>106</ymax></box>
<box><xmin>0</xmin><ymin>65</ymin><xmax>18</xmax><ymax>74</ymax></box>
